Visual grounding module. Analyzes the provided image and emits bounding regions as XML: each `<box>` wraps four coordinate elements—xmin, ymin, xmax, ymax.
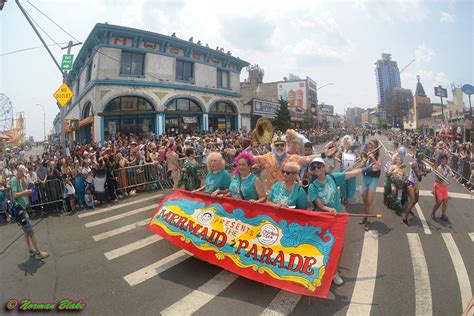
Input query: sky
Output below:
<box><xmin>0</xmin><ymin>0</ymin><xmax>472</xmax><ymax>140</ymax></box>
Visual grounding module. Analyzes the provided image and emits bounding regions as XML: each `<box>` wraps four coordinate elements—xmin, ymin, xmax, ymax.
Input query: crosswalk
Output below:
<box><xmin>78</xmin><ymin>194</ymin><xmax>473</xmax><ymax>315</ymax></box>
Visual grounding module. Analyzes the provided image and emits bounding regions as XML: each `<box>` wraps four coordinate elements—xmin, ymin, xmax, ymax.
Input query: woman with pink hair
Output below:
<box><xmin>225</xmin><ymin>152</ymin><xmax>266</xmax><ymax>202</ymax></box>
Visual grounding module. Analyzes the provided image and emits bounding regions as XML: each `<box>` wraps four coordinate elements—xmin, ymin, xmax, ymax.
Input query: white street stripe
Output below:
<box><xmin>161</xmin><ymin>270</ymin><xmax>239</xmax><ymax>316</ymax></box>
<box><xmin>346</xmin><ymin>231</ymin><xmax>379</xmax><ymax>316</ymax></box>
<box><xmin>441</xmin><ymin>233</ymin><xmax>473</xmax><ymax>309</ymax></box>
<box><xmin>78</xmin><ymin>194</ymin><xmax>162</xmax><ymax>218</ymax></box>
<box><xmin>374</xmin><ymin>187</ymin><xmax>472</xmax><ymax>199</ymax></box>
<box><xmin>85</xmin><ymin>205</ymin><xmax>155</xmax><ymax>228</ymax></box>
<box><xmin>104</xmin><ymin>235</ymin><xmax>162</xmax><ymax>260</ymax></box>
<box><xmin>469</xmin><ymin>233</ymin><xmax>474</xmax><ymax>242</ymax></box>
<box><xmin>414</xmin><ymin>204</ymin><xmax>431</xmax><ymax>235</ymax></box>
<box><xmin>124</xmin><ymin>250</ymin><xmax>191</xmax><ymax>287</ymax></box>
<box><xmin>93</xmin><ymin>218</ymin><xmax>149</xmax><ymax>241</ymax></box>
<box><xmin>407</xmin><ymin>233</ymin><xmax>432</xmax><ymax>315</ymax></box>
<box><xmin>261</xmin><ymin>291</ymin><xmax>301</xmax><ymax>316</ymax></box>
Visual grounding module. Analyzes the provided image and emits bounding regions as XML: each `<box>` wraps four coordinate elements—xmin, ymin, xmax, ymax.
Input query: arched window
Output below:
<box><xmin>166</xmin><ymin>98</ymin><xmax>202</xmax><ymax>112</ymax></box>
<box><xmin>82</xmin><ymin>102</ymin><xmax>92</xmax><ymax>119</ymax></box>
<box><xmin>209</xmin><ymin>101</ymin><xmax>236</xmax><ymax>114</ymax></box>
<box><xmin>104</xmin><ymin>96</ymin><xmax>154</xmax><ymax>113</ymax></box>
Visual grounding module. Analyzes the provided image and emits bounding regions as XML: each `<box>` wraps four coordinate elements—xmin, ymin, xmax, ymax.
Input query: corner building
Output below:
<box><xmin>62</xmin><ymin>23</ymin><xmax>250</xmax><ymax>144</ymax></box>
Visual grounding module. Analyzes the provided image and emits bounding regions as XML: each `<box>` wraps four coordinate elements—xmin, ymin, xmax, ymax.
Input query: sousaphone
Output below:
<box><xmin>252</xmin><ymin>118</ymin><xmax>273</xmax><ymax>145</ymax></box>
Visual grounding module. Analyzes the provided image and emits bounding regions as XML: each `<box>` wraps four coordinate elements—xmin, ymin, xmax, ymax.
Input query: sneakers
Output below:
<box><xmin>431</xmin><ymin>213</ymin><xmax>437</xmax><ymax>221</ymax></box>
<box><xmin>35</xmin><ymin>251</ymin><xmax>49</xmax><ymax>259</ymax></box>
<box><xmin>29</xmin><ymin>249</ymin><xmax>36</xmax><ymax>256</ymax></box>
<box><xmin>402</xmin><ymin>219</ymin><xmax>410</xmax><ymax>226</ymax></box>
<box><xmin>440</xmin><ymin>215</ymin><xmax>449</xmax><ymax>222</ymax></box>
<box><xmin>333</xmin><ymin>273</ymin><xmax>344</xmax><ymax>286</ymax></box>
<box><xmin>364</xmin><ymin>221</ymin><xmax>371</xmax><ymax>231</ymax></box>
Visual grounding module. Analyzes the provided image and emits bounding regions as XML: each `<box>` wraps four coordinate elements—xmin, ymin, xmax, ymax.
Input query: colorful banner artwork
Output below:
<box><xmin>148</xmin><ymin>190</ymin><xmax>349</xmax><ymax>298</ymax></box>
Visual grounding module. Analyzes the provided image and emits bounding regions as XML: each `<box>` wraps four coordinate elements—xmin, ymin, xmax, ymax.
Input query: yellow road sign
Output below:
<box><xmin>53</xmin><ymin>83</ymin><xmax>74</xmax><ymax>107</ymax></box>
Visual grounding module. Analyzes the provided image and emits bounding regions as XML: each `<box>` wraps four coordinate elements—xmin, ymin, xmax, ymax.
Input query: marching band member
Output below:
<box><xmin>336</xmin><ymin>135</ymin><xmax>357</xmax><ymax>204</ymax></box>
<box><xmin>266</xmin><ymin>162</ymin><xmax>307</xmax><ymax>209</ymax></box>
<box><xmin>386</xmin><ymin>155</ymin><xmax>407</xmax><ymax>208</ymax></box>
<box><xmin>307</xmin><ymin>157</ymin><xmax>379</xmax><ymax>285</ymax></box>
<box><xmin>360</xmin><ymin>139</ymin><xmax>382</xmax><ymax>231</ymax></box>
<box><xmin>192</xmin><ymin>152</ymin><xmax>230</xmax><ymax>197</ymax></box>
<box><xmin>431</xmin><ymin>154</ymin><xmax>450</xmax><ymax>222</ymax></box>
<box><xmin>323</xmin><ymin>137</ymin><xmax>339</xmax><ymax>173</ymax></box>
<box><xmin>254</xmin><ymin>137</ymin><xmax>317</xmax><ymax>192</ymax></box>
<box><xmin>227</xmin><ymin>152</ymin><xmax>266</xmax><ymax>203</ymax></box>
<box><xmin>402</xmin><ymin>147</ymin><xmax>428</xmax><ymax>226</ymax></box>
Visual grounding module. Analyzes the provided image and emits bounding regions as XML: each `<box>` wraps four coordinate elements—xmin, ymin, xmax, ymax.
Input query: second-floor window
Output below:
<box><xmin>217</xmin><ymin>69</ymin><xmax>230</xmax><ymax>89</ymax></box>
<box><xmin>120</xmin><ymin>51</ymin><xmax>145</xmax><ymax>76</ymax></box>
<box><xmin>86</xmin><ymin>62</ymin><xmax>92</xmax><ymax>83</ymax></box>
<box><xmin>176</xmin><ymin>60</ymin><xmax>193</xmax><ymax>81</ymax></box>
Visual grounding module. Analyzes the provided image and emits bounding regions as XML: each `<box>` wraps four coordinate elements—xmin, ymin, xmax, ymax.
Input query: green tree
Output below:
<box><xmin>273</xmin><ymin>97</ymin><xmax>291</xmax><ymax>132</ymax></box>
<box><xmin>302</xmin><ymin>109</ymin><xmax>315</xmax><ymax>129</ymax></box>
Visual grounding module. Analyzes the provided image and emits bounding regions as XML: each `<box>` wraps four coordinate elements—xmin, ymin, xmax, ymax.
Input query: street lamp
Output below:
<box><xmin>35</xmin><ymin>104</ymin><xmax>46</xmax><ymax>141</ymax></box>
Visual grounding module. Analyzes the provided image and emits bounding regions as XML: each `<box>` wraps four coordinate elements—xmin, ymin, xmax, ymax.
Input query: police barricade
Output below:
<box><xmin>29</xmin><ymin>179</ymin><xmax>67</xmax><ymax>213</ymax></box>
<box><xmin>113</xmin><ymin>163</ymin><xmax>169</xmax><ymax>192</ymax></box>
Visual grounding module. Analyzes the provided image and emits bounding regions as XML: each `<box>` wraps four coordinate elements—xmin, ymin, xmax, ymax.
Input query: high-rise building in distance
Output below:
<box><xmin>375</xmin><ymin>53</ymin><xmax>401</xmax><ymax>112</ymax></box>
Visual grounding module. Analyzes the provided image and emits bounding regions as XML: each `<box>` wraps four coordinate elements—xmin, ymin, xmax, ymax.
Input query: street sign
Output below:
<box><xmin>61</xmin><ymin>54</ymin><xmax>74</xmax><ymax>71</ymax></box>
<box><xmin>434</xmin><ymin>86</ymin><xmax>448</xmax><ymax>98</ymax></box>
<box><xmin>53</xmin><ymin>83</ymin><xmax>74</xmax><ymax>107</ymax></box>
<box><xmin>461</xmin><ymin>84</ymin><xmax>474</xmax><ymax>95</ymax></box>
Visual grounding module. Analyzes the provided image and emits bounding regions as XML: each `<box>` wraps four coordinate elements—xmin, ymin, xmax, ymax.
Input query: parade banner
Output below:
<box><xmin>148</xmin><ymin>190</ymin><xmax>349</xmax><ymax>298</ymax></box>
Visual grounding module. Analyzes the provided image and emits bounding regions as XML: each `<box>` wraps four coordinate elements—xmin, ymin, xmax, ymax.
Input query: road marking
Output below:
<box><xmin>441</xmin><ymin>233</ymin><xmax>472</xmax><ymax>309</ymax></box>
<box><xmin>414</xmin><ymin>204</ymin><xmax>431</xmax><ymax>235</ymax></box>
<box><xmin>374</xmin><ymin>187</ymin><xmax>472</xmax><ymax>199</ymax></box>
<box><xmin>261</xmin><ymin>291</ymin><xmax>301</xmax><ymax>316</ymax></box>
<box><xmin>346</xmin><ymin>231</ymin><xmax>378</xmax><ymax>316</ymax></box>
<box><xmin>93</xmin><ymin>218</ymin><xmax>149</xmax><ymax>241</ymax></box>
<box><xmin>161</xmin><ymin>270</ymin><xmax>239</xmax><ymax>316</ymax></box>
<box><xmin>85</xmin><ymin>205</ymin><xmax>155</xmax><ymax>228</ymax></box>
<box><xmin>124</xmin><ymin>250</ymin><xmax>192</xmax><ymax>287</ymax></box>
<box><xmin>78</xmin><ymin>194</ymin><xmax>161</xmax><ymax>218</ymax></box>
<box><xmin>104</xmin><ymin>235</ymin><xmax>162</xmax><ymax>260</ymax></box>
<box><xmin>469</xmin><ymin>233</ymin><xmax>474</xmax><ymax>242</ymax></box>
<box><xmin>407</xmin><ymin>233</ymin><xmax>432</xmax><ymax>315</ymax></box>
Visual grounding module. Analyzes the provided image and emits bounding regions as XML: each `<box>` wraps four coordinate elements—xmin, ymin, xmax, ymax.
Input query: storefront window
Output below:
<box><xmin>208</xmin><ymin>101</ymin><xmax>237</xmax><ymax>132</ymax></box>
<box><xmin>165</xmin><ymin>98</ymin><xmax>203</xmax><ymax>135</ymax></box>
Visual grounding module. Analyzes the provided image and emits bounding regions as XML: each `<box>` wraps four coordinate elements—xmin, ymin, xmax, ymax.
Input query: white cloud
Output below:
<box><xmin>440</xmin><ymin>11</ymin><xmax>456</xmax><ymax>23</ymax></box>
<box><xmin>352</xmin><ymin>0</ymin><xmax>428</xmax><ymax>23</ymax></box>
<box><xmin>415</xmin><ymin>44</ymin><xmax>435</xmax><ymax>63</ymax></box>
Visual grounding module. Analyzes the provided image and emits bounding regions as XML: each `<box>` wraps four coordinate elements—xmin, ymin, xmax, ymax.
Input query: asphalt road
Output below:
<box><xmin>1</xmin><ymin>135</ymin><xmax>472</xmax><ymax>315</ymax></box>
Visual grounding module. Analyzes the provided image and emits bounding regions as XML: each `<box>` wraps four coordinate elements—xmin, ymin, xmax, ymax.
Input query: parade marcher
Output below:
<box><xmin>166</xmin><ymin>143</ymin><xmax>181</xmax><ymax>189</ymax></box>
<box><xmin>402</xmin><ymin>148</ymin><xmax>428</xmax><ymax>226</ymax></box>
<box><xmin>267</xmin><ymin>162</ymin><xmax>307</xmax><ymax>209</ymax></box>
<box><xmin>192</xmin><ymin>152</ymin><xmax>231</xmax><ymax>197</ymax></box>
<box><xmin>254</xmin><ymin>137</ymin><xmax>317</xmax><ymax>192</ymax></box>
<box><xmin>10</xmin><ymin>165</ymin><xmax>49</xmax><ymax>259</ymax></box>
<box><xmin>431</xmin><ymin>154</ymin><xmax>450</xmax><ymax>222</ymax></box>
<box><xmin>336</xmin><ymin>135</ymin><xmax>357</xmax><ymax>204</ymax></box>
<box><xmin>178</xmin><ymin>148</ymin><xmax>201</xmax><ymax>191</ymax></box>
<box><xmin>307</xmin><ymin>157</ymin><xmax>379</xmax><ymax>285</ymax></box>
<box><xmin>360</xmin><ymin>139</ymin><xmax>382</xmax><ymax>231</ymax></box>
<box><xmin>227</xmin><ymin>152</ymin><xmax>266</xmax><ymax>202</ymax></box>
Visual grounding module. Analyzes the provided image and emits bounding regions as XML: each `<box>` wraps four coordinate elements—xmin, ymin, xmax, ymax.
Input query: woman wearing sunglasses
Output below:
<box><xmin>308</xmin><ymin>157</ymin><xmax>380</xmax><ymax>214</ymax></box>
<box><xmin>226</xmin><ymin>152</ymin><xmax>266</xmax><ymax>203</ymax></box>
<box><xmin>266</xmin><ymin>162</ymin><xmax>307</xmax><ymax>209</ymax></box>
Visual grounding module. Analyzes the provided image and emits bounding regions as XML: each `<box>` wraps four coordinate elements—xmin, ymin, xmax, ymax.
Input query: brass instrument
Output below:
<box><xmin>251</xmin><ymin>118</ymin><xmax>273</xmax><ymax>146</ymax></box>
<box><xmin>344</xmin><ymin>144</ymin><xmax>382</xmax><ymax>172</ymax></box>
<box><xmin>301</xmin><ymin>179</ymin><xmax>310</xmax><ymax>192</ymax></box>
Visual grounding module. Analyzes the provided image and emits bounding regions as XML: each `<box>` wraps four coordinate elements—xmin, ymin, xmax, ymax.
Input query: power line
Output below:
<box><xmin>24</xmin><ymin>9</ymin><xmax>61</xmax><ymax>48</ymax></box>
<box><xmin>0</xmin><ymin>42</ymin><xmax>69</xmax><ymax>57</ymax></box>
<box><xmin>27</xmin><ymin>0</ymin><xmax>80</xmax><ymax>43</ymax></box>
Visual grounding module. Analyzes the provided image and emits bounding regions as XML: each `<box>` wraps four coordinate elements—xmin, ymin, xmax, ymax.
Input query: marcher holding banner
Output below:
<box><xmin>227</xmin><ymin>152</ymin><xmax>266</xmax><ymax>203</ymax></box>
<box><xmin>192</xmin><ymin>152</ymin><xmax>230</xmax><ymax>197</ymax></box>
<box><xmin>266</xmin><ymin>162</ymin><xmax>307</xmax><ymax>209</ymax></box>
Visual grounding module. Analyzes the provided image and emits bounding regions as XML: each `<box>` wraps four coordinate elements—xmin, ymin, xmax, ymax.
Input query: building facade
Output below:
<box><xmin>385</xmin><ymin>88</ymin><xmax>413</xmax><ymax>127</ymax></box>
<box><xmin>62</xmin><ymin>23</ymin><xmax>250</xmax><ymax>144</ymax></box>
<box><xmin>375</xmin><ymin>53</ymin><xmax>401</xmax><ymax>112</ymax></box>
<box><xmin>345</xmin><ymin>107</ymin><xmax>365</xmax><ymax>128</ymax></box>
<box><xmin>241</xmin><ymin>70</ymin><xmax>318</xmax><ymax>128</ymax></box>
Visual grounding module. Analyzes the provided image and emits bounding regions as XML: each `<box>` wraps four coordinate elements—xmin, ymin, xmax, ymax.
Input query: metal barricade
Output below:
<box><xmin>29</xmin><ymin>179</ymin><xmax>67</xmax><ymax>213</ymax></box>
<box><xmin>113</xmin><ymin>163</ymin><xmax>167</xmax><ymax>192</ymax></box>
<box><xmin>0</xmin><ymin>187</ymin><xmax>14</xmax><ymax>222</ymax></box>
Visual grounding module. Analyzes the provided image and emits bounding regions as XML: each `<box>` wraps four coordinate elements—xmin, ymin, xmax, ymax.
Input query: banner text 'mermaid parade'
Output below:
<box><xmin>148</xmin><ymin>190</ymin><xmax>348</xmax><ymax>298</ymax></box>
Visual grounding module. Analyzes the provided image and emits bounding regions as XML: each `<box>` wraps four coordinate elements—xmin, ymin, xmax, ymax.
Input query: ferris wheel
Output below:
<box><xmin>0</xmin><ymin>93</ymin><xmax>14</xmax><ymax>132</ymax></box>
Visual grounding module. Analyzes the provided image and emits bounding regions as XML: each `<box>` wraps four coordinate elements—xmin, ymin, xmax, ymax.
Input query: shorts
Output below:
<box><xmin>361</xmin><ymin>175</ymin><xmax>379</xmax><ymax>192</ymax></box>
<box><xmin>433</xmin><ymin>182</ymin><xmax>448</xmax><ymax>202</ymax></box>
<box><xmin>21</xmin><ymin>211</ymin><xmax>34</xmax><ymax>237</ymax></box>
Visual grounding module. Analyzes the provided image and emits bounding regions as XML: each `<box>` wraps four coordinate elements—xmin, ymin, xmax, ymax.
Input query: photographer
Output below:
<box><xmin>10</xmin><ymin>165</ymin><xmax>49</xmax><ymax>259</ymax></box>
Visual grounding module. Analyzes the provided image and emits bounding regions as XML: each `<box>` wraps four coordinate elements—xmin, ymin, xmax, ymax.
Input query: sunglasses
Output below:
<box><xmin>275</xmin><ymin>143</ymin><xmax>286</xmax><ymax>148</ymax></box>
<box><xmin>281</xmin><ymin>170</ymin><xmax>296</xmax><ymax>175</ymax></box>
<box><xmin>309</xmin><ymin>163</ymin><xmax>324</xmax><ymax>170</ymax></box>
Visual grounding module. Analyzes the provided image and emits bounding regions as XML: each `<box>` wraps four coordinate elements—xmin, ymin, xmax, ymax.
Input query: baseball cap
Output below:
<box><xmin>310</xmin><ymin>157</ymin><xmax>325</xmax><ymax>165</ymax></box>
